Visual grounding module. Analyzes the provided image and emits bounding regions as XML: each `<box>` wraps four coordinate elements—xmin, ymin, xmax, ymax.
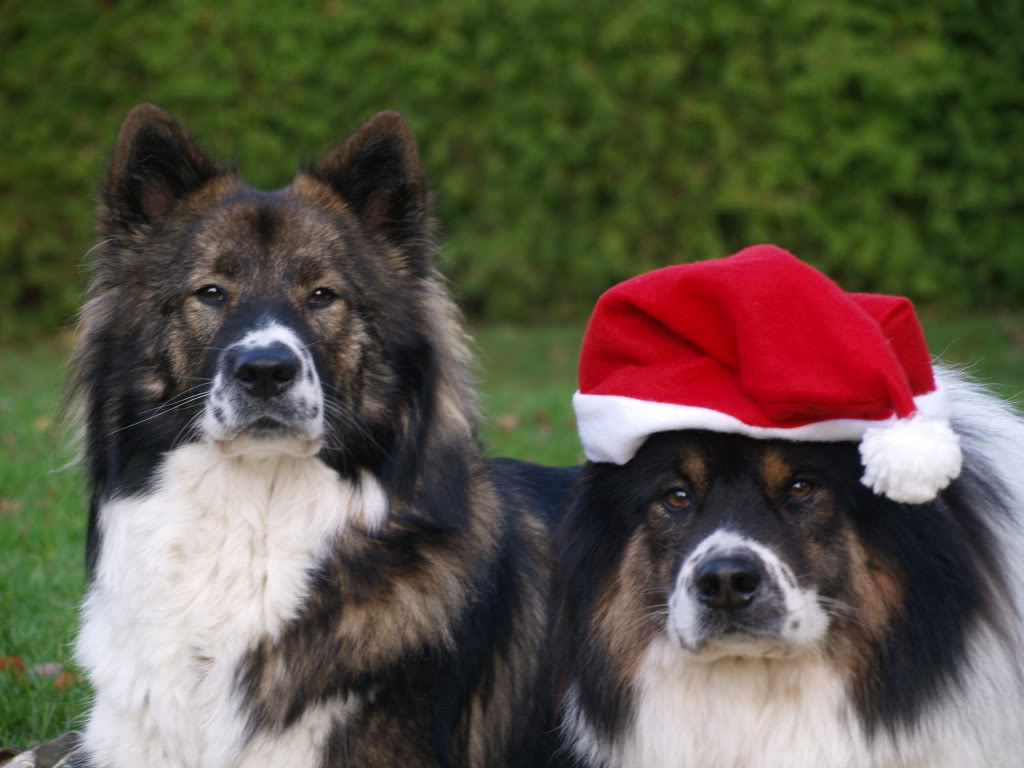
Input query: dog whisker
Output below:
<box><xmin>109</xmin><ymin>393</ymin><xmax>209</xmax><ymax>435</ymax></box>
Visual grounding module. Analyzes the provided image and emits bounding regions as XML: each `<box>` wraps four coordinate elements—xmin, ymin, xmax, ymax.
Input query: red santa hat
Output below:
<box><xmin>573</xmin><ymin>244</ymin><xmax>962</xmax><ymax>504</ymax></box>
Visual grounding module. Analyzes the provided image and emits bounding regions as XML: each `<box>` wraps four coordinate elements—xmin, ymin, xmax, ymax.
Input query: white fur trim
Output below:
<box><xmin>859</xmin><ymin>415</ymin><xmax>962</xmax><ymax>503</ymax></box>
<box><xmin>573</xmin><ymin>386</ymin><xmax>951</xmax><ymax>465</ymax></box>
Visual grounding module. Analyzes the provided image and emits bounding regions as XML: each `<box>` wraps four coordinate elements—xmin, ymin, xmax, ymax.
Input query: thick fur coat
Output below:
<box><xmin>554</xmin><ymin>371</ymin><xmax>1024</xmax><ymax>768</ymax></box>
<box><xmin>70</xmin><ymin>105</ymin><xmax>573</xmax><ymax>768</ymax></box>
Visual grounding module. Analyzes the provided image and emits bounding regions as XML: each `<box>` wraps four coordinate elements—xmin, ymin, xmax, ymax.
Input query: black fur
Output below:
<box><xmin>849</xmin><ymin>459</ymin><xmax>1009</xmax><ymax>733</ymax></box>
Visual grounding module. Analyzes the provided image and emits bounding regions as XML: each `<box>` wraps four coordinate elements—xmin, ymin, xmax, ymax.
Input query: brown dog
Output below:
<box><xmin>70</xmin><ymin>105</ymin><xmax>573</xmax><ymax>767</ymax></box>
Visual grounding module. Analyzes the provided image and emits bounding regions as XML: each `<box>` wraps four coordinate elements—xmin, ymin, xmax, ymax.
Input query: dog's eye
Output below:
<box><xmin>788</xmin><ymin>480</ymin><xmax>815</xmax><ymax>500</ymax></box>
<box><xmin>663</xmin><ymin>489</ymin><xmax>691</xmax><ymax>511</ymax></box>
<box><xmin>195</xmin><ymin>284</ymin><xmax>226</xmax><ymax>305</ymax></box>
<box><xmin>308</xmin><ymin>287</ymin><xmax>337</xmax><ymax>308</ymax></box>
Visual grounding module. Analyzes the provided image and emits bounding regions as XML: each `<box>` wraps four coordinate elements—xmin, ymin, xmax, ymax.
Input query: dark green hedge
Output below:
<box><xmin>2</xmin><ymin>0</ymin><xmax>1022</xmax><ymax>337</ymax></box>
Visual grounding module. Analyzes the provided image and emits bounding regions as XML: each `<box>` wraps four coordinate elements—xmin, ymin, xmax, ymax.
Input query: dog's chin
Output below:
<box><xmin>211</xmin><ymin>419</ymin><xmax>323</xmax><ymax>459</ymax></box>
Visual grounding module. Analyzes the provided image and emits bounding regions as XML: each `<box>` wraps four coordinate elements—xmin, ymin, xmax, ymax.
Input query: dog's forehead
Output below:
<box><xmin>188</xmin><ymin>194</ymin><xmax>352</xmax><ymax>279</ymax></box>
<box><xmin>670</xmin><ymin>433</ymin><xmax>796</xmax><ymax>492</ymax></box>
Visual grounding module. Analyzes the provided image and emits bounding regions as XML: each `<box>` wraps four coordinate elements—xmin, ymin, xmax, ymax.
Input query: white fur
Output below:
<box><xmin>569</xmin><ymin>629</ymin><xmax>1024</xmax><ymax>768</ymax></box>
<box><xmin>573</xmin><ymin>387</ymin><xmax>950</xmax><ymax>465</ymax></box>
<box><xmin>668</xmin><ymin>530</ymin><xmax>829</xmax><ymax>657</ymax></box>
<box><xmin>567</xmin><ymin>370</ymin><xmax>1024</xmax><ymax>768</ymax></box>
<box><xmin>76</xmin><ymin>443</ymin><xmax>388</xmax><ymax>768</ymax></box>
<box><xmin>860</xmin><ymin>414</ymin><xmax>962</xmax><ymax>503</ymax></box>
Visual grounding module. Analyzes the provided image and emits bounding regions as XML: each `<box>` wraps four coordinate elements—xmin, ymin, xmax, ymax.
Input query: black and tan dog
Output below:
<box><xmin>552</xmin><ymin>249</ymin><xmax>1024</xmax><ymax>768</ymax></box>
<box><xmin>70</xmin><ymin>104</ymin><xmax>574</xmax><ymax>767</ymax></box>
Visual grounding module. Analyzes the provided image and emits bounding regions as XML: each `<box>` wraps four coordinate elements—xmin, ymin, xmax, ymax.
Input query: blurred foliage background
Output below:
<box><xmin>1</xmin><ymin>0</ymin><xmax>1022</xmax><ymax>339</ymax></box>
<box><xmin>1</xmin><ymin>2</ymin><xmax>1022</xmax><ymax>744</ymax></box>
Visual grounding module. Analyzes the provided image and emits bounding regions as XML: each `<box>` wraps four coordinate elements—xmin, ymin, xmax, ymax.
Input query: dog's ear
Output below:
<box><xmin>101</xmin><ymin>104</ymin><xmax>222</xmax><ymax>236</ymax></box>
<box><xmin>312</xmin><ymin>111</ymin><xmax>431</xmax><ymax>253</ymax></box>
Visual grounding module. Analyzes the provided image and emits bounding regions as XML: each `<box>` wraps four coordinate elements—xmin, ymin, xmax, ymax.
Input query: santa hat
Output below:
<box><xmin>573</xmin><ymin>245</ymin><xmax>962</xmax><ymax>504</ymax></box>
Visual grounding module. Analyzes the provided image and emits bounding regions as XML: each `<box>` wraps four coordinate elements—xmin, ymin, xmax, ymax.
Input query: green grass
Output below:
<box><xmin>1</xmin><ymin>315</ymin><xmax>1021</xmax><ymax>746</ymax></box>
<box><xmin>473</xmin><ymin>324</ymin><xmax>585</xmax><ymax>466</ymax></box>
<box><xmin>0</xmin><ymin>342</ymin><xmax>88</xmax><ymax>745</ymax></box>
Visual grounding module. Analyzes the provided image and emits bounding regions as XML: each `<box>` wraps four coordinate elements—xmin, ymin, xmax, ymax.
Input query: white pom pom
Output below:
<box><xmin>859</xmin><ymin>416</ymin><xmax>962</xmax><ymax>504</ymax></box>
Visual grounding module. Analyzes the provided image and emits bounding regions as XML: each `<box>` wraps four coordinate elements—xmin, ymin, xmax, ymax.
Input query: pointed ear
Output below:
<box><xmin>101</xmin><ymin>103</ymin><xmax>222</xmax><ymax>235</ymax></box>
<box><xmin>311</xmin><ymin>111</ymin><xmax>431</xmax><ymax>250</ymax></box>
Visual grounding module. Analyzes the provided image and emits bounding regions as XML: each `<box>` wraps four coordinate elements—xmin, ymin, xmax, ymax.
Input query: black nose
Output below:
<box><xmin>694</xmin><ymin>555</ymin><xmax>763</xmax><ymax>611</ymax></box>
<box><xmin>233</xmin><ymin>345</ymin><xmax>299</xmax><ymax>399</ymax></box>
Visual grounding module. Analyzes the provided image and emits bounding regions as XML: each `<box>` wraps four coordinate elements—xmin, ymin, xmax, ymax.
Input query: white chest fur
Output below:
<box><xmin>567</xmin><ymin>635</ymin><xmax>1024</xmax><ymax>768</ymax></box>
<box><xmin>76</xmin><ymin>444</ymin><xmax>386</xmax><ymax>768</ymax></box>
<box><xmin>612</xmin><ymin>642</ymin><xmax>866</xmax><ymax>768</ymax></box>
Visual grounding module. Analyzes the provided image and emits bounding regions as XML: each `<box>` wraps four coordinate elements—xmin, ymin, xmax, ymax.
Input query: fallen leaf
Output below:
<box><xmin>54</xmin><ymin>671</ymin><xmax>79</xmax><ymax>690</ymax></box>
<box><xmin>30</xmin><ymin>662</ymin><xmax>64</xmax><ymax>680</ymax></box>
<box><xmin>495</xmin><ymin>413</ymin><xmax>520</xmax><ymax>434</ymax></box>
<box><xmin>0</xmin><ymin>499</ymin><xmax>23</xmax><ymax>517</ymax></box>
<box><xmin>0</xmin><ymin>656</ymin><xmax>25</xmax><ymax>680</ymax></box>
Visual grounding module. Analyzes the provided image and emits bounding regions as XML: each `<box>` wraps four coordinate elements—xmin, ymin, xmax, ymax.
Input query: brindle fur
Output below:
<box><xmin>70</xmin><ymin>104</ymin><xmax>575</xmax><ymax>766</ymax></box>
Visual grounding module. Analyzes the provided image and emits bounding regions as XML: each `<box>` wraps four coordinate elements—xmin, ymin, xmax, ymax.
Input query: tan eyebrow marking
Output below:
<box><xmin>760</xmin><ymin>448</ymin><xmax>793</xmax><ymax>494</ymax></box>
<box><xmin>680</xmin><ymin>449</ymin><xmax>709</xmax><ymax>497</ymax></box>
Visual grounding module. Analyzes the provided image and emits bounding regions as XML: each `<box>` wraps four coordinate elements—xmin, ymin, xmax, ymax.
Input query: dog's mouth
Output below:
<box><xmin>716</xmin><ymin>622</ymin><xmax>772</xmax><ymax>638</ymax></box>
<box><xmin>677</xmin><ymin>602</ymin><xmax>829</xmax><ymax>662</ymax></box>
<box><xmin>243</xmin><ymin>416</ymin><xmax>291</xmax><ymax>436</ymax></box>
<box><xmin>691</xmin><ymin>639</ymin><xmax>799</xmax><ymax>662</ymax></box>
<box><xmin>699</xmin><ymin>618</ymin><xmax>783</xmax><ymax>643</ymax></box>
<box><xmin>683</xmin><ymin>623</ymin><xmax>801</xmax><ymax>661</ymax></box>
<box><xmin>212</xmin><ymin>416</ymin><xmax>322</xmax><ymax>458</ymax></box>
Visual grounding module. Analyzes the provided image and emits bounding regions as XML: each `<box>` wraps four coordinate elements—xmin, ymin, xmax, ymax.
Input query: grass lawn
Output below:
<box><xmin>1</xmin><ymin>314</ymin><xmax>1022</xmax><ymax>746</ymax></box>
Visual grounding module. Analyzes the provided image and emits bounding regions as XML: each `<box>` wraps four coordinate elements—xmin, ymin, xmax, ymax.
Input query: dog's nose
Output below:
<box><xmin>694</xmin><ymin>555</ymin><xmax>763</xmax><ymax>610</ymax></box>
<box><xmin>233</xmin><ymin>345</ymin><xmax>299</xmax><ymax>399</ymax></box>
